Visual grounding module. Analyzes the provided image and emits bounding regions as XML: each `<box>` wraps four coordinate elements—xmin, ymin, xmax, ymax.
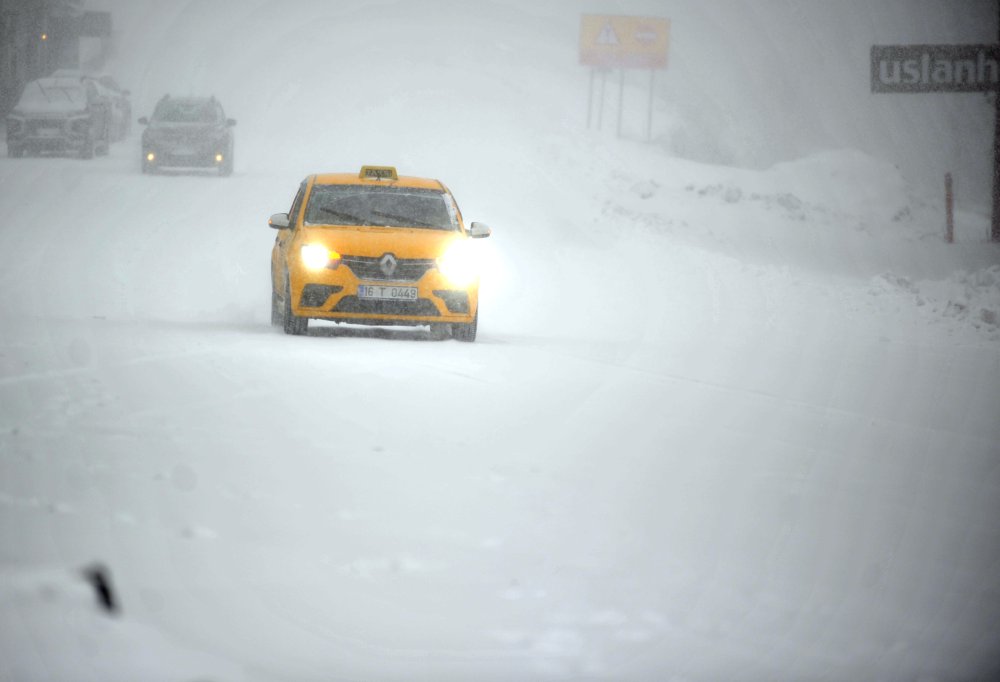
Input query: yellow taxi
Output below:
<box><xmin>269</xmin><ymin>166</ymin><xmax>491</xmax><ymax>340</ymax></box>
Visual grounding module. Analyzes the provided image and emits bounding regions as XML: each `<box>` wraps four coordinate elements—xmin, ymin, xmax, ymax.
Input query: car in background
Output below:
<box><xmin>5</xmin><ymin>76</ymin><xmax>111</xmax><ymax>159</ymax></box>
<box><xmin>269</xmin><ymin>165</ymin><xmax>491</xmax><ymax>341</ymax></box>
<box><xmin>50</xmin><ymin>70</ymin><xmax>131</xmax><ymax>142</ymax></box>
<box><xmin>138</xmin><ymin>95</ymin><xmax>235</xmax><ymax>176</ymax></box>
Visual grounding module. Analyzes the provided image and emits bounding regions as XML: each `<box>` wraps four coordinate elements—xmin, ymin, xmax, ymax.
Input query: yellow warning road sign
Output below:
<box><xmin>579</xmin><ymin>15</ymin><xmax>669</xmax><ymax>69</ymax></box>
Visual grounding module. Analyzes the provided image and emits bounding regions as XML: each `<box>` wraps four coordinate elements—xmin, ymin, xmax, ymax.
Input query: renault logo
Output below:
<box><xmin>379</xmin><ymin>253</ymin><xmax>398</xmax><ymax>277</ymax></box>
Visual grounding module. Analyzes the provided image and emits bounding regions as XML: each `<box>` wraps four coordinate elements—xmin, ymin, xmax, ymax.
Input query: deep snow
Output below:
<box><xmin>1</xmin><ymin>2</ymin><xmax>999</xmax><ymax>681</ymax></box>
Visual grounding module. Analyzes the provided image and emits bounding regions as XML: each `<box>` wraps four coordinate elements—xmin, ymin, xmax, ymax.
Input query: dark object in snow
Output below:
<box><xmin>81</xmin><ymin>562</ymin><xmax>119</xmax><ymax>615</ymax></box>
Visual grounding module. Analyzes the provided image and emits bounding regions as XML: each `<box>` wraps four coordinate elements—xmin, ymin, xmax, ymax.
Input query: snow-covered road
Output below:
<box><xmin>2</xmin><ymin>2</ymin><xmax>1000</xmax><ymax>680</ymax></box>
<box><xmin>2</xmin><ymin>139</ymin><xmax>999</xmax><ymax>681</ymax></box>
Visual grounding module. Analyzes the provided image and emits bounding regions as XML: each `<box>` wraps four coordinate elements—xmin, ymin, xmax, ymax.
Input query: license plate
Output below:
<box><xmin>357</xmin><ymin>284</ymin><xmax>417</xmax><ymax>301</ymax></box>
<box><xmin>36</xmin><ymin>127</ymin><xmax>60</xmax><ymax>137</ymax></box>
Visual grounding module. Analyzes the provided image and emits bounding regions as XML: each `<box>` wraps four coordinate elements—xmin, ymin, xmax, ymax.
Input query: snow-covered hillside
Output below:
<box><xmin>1</xmin><ymin>2</ymin><xmax>998</xmax><ymax>681</ymax></box>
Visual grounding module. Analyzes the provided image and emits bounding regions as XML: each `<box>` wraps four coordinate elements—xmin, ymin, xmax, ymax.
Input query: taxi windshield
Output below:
<box><xmin>304</xmin><ymin>185</ymin><xmax>458</xmax><ymax>230</ymax></box>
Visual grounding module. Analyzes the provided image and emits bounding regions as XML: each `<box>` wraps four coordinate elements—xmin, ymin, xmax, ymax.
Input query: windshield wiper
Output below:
<box><xmin>317</xmin><ymin>207</ymin><xmax>365</xmax><ymax>224</ymax></box>
<box><xmin>371</xmin><ymin>209</ymin><xmax>437</xmax><ymax>228</ymax></box>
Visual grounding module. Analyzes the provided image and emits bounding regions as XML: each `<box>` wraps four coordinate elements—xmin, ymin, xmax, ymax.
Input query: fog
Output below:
<box><xmin>1</xmin><ymin>2</ymin><xmax>999</xmax><ymax>681</ymax></box>
<box><xmin>87</xmin><ymin>0</ymin><xmax>997</xmax><ymax>206</ymax></box>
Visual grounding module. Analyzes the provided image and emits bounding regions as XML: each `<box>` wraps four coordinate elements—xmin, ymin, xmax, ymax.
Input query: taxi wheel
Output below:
<box><xmin>270</xmin><ymin>286</ymin><xmax>281</xmax><ymax>326</ymax></box>
<box><xmin>282</xmin><ymin>275</ymin><xmax>308</xmax><ymax>336</ymax></box>
<box><xmin>453</xmin><ymin>311</ymin><xmax>477</xmax><ymax>342</ymax></box>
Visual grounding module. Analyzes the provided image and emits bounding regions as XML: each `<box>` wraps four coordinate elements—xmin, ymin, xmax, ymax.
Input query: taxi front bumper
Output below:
<box><xmin>288</xmin><ymin>262</ymin><xmax>477</xmax><ymax>325</ymax></box>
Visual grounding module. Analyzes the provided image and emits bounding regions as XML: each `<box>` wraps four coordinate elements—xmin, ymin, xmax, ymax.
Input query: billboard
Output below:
<box><xmin>871</xmin><ymin>44</ymin><xmax>1000</xmax><ymax>93</ymax></box>
<box><xmin>580</xmin><ymin>15</ymin><xmax>669</xmax><ymax>69</ymax></box>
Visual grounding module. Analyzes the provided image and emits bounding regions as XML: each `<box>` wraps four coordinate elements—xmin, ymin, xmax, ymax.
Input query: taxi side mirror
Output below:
<box><xmin>138</xmin><ymin>116</ymin><xmax>148</xmax><ymax>125</ymax></box>
<box><xmin>226</xmin><ymin>118</ymin><xmax>236</xmax><ymax>127</ymax></box>
<box><xmin>469</xmin><ymin>222</ymin><xmax>491</xmax><ymax>239</ymax></box>
<box><xmin>268</xmin><ymin>212</ymin><xmax>290</xmax><ymax>229</ymax></box>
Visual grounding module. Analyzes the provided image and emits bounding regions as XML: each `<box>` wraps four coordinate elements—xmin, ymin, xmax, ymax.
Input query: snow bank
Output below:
<box><xmin>871</xmin><ymin>264</ymin><xmax>1000</xmax><ymax>338</ymax></box>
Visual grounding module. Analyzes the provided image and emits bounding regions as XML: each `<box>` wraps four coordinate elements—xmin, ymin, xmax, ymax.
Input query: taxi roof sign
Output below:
<box><xmin>359</xmin><ymin>165</ymin><xmax>398</xmax><ymax>181</ymax></box>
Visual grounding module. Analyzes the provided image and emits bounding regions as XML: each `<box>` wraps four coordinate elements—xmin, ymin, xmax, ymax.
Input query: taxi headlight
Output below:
<box><xmin>437</xmin><ymin>240</ymin><xmax>478</xmax><ymax>288</ymax></box>
<box><xmin>300</xmin><ymin>244</ymin><xmax>341</xmax><ymax>271</ymax></box>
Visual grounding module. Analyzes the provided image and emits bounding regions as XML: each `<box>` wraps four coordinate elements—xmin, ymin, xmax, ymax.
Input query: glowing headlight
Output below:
<box><xmin>300</xmin><ymin>244</ymin><xmax>340</xmax><ymax>270</ymax></box>
<box><xmin>437</xmin><ymin>240</ymin><xmax>478</xmax><ymax>287</ymax></box>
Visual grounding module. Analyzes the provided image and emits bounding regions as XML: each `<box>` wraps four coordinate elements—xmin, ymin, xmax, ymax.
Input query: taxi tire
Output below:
<box><xmin>270</xmin><ymin>286</ymin><xmax>281</xmax><ymax>326</ymax></box>
<box><xmin>453</xmin><ymin>310</ymin><xmax>477</xmax><ymax>342</ymax></box>
<box><xmin>282</xmin><ymin>274</ymin><xmax>308</xmax><ymax>336</ymax></box>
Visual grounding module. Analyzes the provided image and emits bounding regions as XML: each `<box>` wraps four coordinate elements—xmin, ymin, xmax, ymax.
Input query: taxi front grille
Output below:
<box><xmin>342</xmin><ymin>256</ymin><xmax>436</xmax><ymax>282</ymax></box>
<box><xmin>331</xmin><ymin>297</ymin><xmax>440</xmax><ymax>317</ymax></box>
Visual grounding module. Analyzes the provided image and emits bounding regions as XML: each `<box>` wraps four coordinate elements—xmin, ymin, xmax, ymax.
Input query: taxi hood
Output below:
<box><xmin>298</xmin><ymin>225</ymin><xmax>462</xmax><ymax>259</ymax></box>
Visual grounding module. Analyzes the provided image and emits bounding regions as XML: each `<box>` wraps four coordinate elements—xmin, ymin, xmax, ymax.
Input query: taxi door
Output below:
<box><xmin>272</xmin><ymin>180</ymin><xmax>308</xmax><ymax>298</ymax></box>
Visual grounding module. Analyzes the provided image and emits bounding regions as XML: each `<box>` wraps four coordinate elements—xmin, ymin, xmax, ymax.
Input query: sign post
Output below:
<box><xmin>871</xmin><ymin>38</ymin><xmax>1000</xmax><ymax>242</ymax></box>
<box><xmin>995</xmin><ymin>5</ymin><xmax>1000</xmax><ymax>243</ymax></box>
<box><xmin>580</xmin><ymin>15</ymin><xmax>669</xmax><ymax>141</ymax></box>
<box><xmin>946</xmin><ymin>173</ymin><xmax>955</xmax><ymax>243</ymax></box>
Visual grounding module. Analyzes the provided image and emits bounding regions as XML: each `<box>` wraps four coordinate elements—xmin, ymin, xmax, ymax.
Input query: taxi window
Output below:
<box><xmin>303</xmin><ymin>185</ymin><xmax>458</xmax><ymax>231</ymax></box>
<box><xmin>289</xmin><ymin>181</ymin><xmax>307</xmax><ymax>226</ymax></box>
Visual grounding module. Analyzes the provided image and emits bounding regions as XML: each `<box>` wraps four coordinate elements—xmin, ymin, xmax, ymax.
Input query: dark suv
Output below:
<box><xmin>6</xmin><ymin>76</ymin><xmax>111</xmax><ymax>159</ymax></box>
<box><xmin>138</xmin><ymin>95</ymin><xmax>235</xmax><ymax>176</ymax></box>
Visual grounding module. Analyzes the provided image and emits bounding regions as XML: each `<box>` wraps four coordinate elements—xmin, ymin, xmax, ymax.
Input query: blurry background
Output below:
<box><xmin>5</xmin><ymin>1</ymin><xmax>992</xmax><ymax>209</ymax></box>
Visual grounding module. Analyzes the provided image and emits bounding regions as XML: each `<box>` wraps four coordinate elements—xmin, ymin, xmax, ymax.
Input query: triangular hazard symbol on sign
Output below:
<box><xmin>597</xmin><ymin>22</ymin><xmax>619</xmax><ymax>45</ymax></box>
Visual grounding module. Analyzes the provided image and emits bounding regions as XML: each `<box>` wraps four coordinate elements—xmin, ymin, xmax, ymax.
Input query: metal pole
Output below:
<box><xmin>598</xmin><ymin>69</ymin><xmax>606</xmax><ymax>130</ymax></box>
<box><xmin>587</xmin><ymin>68</ymin><xmax>594</xmax><ymax>128</ymax></box>
<box><xmin>617</xmin><ymin>68</ymin><xmax>624</xmax><ymax>138</ymax></box>
<box><xmin>647</xmin><ymin>68</ymin><xmax>655</xmax><ymax>141</ymax></box>
<box><xmin>993</xmin><ymin>94</ymin><xmax>999</xmax><ymax>241</ymax></box>
<box><xmin>945</xmin><ymin>173</ymin><xmax>955</xmax><ymax>243</ymax></box>
<box><xmin>993</xmin><ymin>0</ymin><xmax>1000</xmax><ymax>241</ymax></box>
